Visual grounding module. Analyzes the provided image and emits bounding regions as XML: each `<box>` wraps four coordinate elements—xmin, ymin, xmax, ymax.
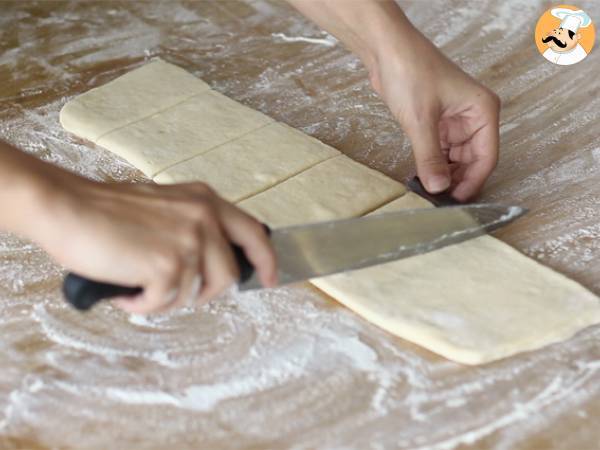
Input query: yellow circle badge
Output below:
<box><xmin>535</xmin><ymin>5</ymin><xmax>595</xmax><ymax>65</ymax></box>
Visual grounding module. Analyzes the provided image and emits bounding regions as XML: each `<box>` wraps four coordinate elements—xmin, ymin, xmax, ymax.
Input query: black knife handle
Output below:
<box><xmin>63</xmin><ymin>224</ymin><xmax>271</xmax><ymax>311</ymax></box>
<box><xmin>63</xmin><ymin>274</ymin><xmax>142</xmax><ymax>311</ymax></box>
<box><xmin>406</xmin><ymin>176</ymin><xmax>459</xmax><ymax>207</ymax></box>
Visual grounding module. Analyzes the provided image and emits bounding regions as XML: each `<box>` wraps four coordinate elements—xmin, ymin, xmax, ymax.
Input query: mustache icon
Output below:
<box><xmin>542</xmin><ymin>35</ymin><xmax>567</xmax><ymax>48</ymax></box>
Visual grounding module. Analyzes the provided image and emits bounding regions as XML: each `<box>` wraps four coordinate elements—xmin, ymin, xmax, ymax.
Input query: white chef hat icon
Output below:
<box><xmin>551</xmin><ymin>8</ymin><xmax>592</xmax><ymax>33</ymax></box>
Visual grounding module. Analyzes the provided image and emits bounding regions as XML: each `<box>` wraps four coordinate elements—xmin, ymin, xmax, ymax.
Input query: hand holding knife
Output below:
<box><xmin>64</xmin><ymin>202</ymin><xmax>526</xmax><ymax>311</ymax></box>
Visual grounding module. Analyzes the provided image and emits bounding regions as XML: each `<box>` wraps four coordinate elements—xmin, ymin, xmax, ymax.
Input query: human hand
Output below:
<box><xmin>33</xmin><ymin>171</ymin><xmax>277</xmax><ymax>314</ymax></box>
<box><xmin>287</xmin><ymin>0</ymin><xmax>499</xmax><ymax>201</ymax></box>
<box><xmin>368</xmin><ymin>24</ymin><xmax>500</xmax><ymax>201</ymax></box>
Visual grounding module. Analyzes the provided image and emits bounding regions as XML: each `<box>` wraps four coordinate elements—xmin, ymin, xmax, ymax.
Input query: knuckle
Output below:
<box><xmin>190</xmin><ymin>201</ymin><xmax>217</xmax><ymax>222</ymax></box>
<box><xmin>481</xmin><ymin>89</ymin><xmax>501</xmax><ymax>110</ymax></box>
<box><xmin>177</xmin><ymin>219</ymin><xmax>203</xmax><ymax>241</ymax></box>
<box><xmin>154</xmin><ymin>249</ymin><xmax>183</xmax><ymax>280</ymax></box>
<box><xmin>247</xmin><ymin>219</ymin><xmax>267</xmax><ymax>238</ymax></box>
<box><xmin>174</xmin><ymin>223</ymin><xmax>206</xmax><ymax>266</ymax></box>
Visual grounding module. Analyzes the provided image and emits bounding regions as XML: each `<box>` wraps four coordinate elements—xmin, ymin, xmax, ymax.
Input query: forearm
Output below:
<box><xmin>287</xmin><ymin>0</ymin><xmax>416</xmax><ymax>70</ymax></box>
<box><xmin>0</xmin><ymin>140</ymin><xmax>61</xmax><ymax>240</ymax></box>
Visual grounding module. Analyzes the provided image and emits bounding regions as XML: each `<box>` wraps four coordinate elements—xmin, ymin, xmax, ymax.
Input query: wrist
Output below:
<box><xmin>24</xmin><ymin>165</ymin><xmax>91</xmax><ymax>251</ymax></box>
<box><xmin>0</xmin><ymin>143</ymin><xmax>80</xmax><ymax>246</ymax></box>
<box><xmin>3</xmin><ymin>164</ymin><xmax>65</xmax><ymax>244</ymax></box>
<box><xmin>358</xmin><ymin>11</ymin><xmax>433</xmax><ymax>91</ymax></box>
<box><xmin>368</xmin><ymin>24</ymin><xmax>456</xmax><ymax>97</ymax></box>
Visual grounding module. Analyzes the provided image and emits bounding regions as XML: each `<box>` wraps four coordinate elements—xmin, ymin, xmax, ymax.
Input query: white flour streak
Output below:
<box><xmin>417</xmin><ymin>363</ymin><xmax>600</xmax><ymax>450</ymax></box>
<box><xmin>271</xmin><ymin>32</ymin><xmax>337</xmax><ymax>47</ymax></box>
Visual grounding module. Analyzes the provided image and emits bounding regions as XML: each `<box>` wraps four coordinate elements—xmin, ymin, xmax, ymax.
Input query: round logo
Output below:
<box><xmin>535</xmin><ymin>5</ymin><xmax>595</xmax><ymax>65</ymax></box>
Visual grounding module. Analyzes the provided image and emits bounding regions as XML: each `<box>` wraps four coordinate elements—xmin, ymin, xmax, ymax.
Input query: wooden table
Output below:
<box><xmin>0</xmin><ymin>1</ymin><xmax>599</xmax><ymax>449</ymax></box>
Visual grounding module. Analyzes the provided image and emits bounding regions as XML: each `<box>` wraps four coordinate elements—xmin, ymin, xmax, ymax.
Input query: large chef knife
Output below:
<box><xmin>63</xmin><ymin>203</ymin><xmax>526</xmax><ymax>311</ymax></box>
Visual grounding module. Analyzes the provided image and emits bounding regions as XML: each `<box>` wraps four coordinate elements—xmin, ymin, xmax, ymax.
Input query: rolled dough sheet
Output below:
<box><xmin>60</xmin><ymin>60</ymin><xmax>600</xmax><ymax>365</ymax></box>
<box><xmin>59</xmin><ymin>60</ymin><xmax>210</xmax><ymax>143</ymax></box>
<box><xmin>237</xmin><ymin>155</ymin><xmax>406</xmax><ymax>228</ymax></box>
<box><xmin>312</xmin><ymin>193</ymin><xmax>600</xmax><ymax>365</ymax></box>
<box><xmin>154</xmin><ymin>122</ymin><xmax>340</xmax><ymax>202</ymax></box>
<box><xmin>96</xmin><ymin>90</ymin><xmax>273</xmax><ymax>177</ymax></box>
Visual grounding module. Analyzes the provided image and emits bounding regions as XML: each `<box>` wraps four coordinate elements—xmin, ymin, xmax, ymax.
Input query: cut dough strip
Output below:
<box><xmin>154</xmin><ymin>122</ymin><xmax>341</xmax><ymax>202</ymax></box>
<box><xmin>60</xmin><ymin>60</ymin><xmax>600</xmax><ymax>365</ymax></box>
<box><xmin>238</xmin><ymin>154</ymin><xmax>406</xmax><ymax>227</ymax></box>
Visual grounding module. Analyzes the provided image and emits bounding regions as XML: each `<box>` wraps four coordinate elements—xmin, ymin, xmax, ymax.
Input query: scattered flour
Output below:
<box><xmin>271</xmin><ymin>32</ymin><xmax>338</xmax><ymax>48</ymax></box>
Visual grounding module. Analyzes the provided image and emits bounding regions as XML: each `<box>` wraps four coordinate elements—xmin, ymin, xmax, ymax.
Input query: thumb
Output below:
<box><xmin>405</xmin><ymin>120</ymin><xmax>451</xmax><ymax>194</ymax></box>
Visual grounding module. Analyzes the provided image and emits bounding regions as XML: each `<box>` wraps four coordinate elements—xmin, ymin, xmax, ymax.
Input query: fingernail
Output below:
<box><xmin>426</xmin><ymin>175</ymin><xmax>451</xmax><ymax>194</ymax></box>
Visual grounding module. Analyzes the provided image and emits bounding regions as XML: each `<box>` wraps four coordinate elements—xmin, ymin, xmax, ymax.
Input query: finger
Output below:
<box><xmin>449</xmin><ymin>144</ymin><xmax>479</xmax><ymax>165</ymax></box>
<box><xmin>167</xmin><ymin>255</ymin><xmax>203</xmax><ymax>311</ymax></box>
<box><xmin>112</xmin><ymin>284</ymin><xmax>178</xmax><ymax>315</ymax></box>
<box><xmin>439</xmin><ymin>116</ymin><xmax>472</xmax><ymax>145</ymax></box>
<box><xmin>111</xmin><ymin>292</ymin><xmax>146</xmax><ymax>314</ymax></box>
<box><xmin>405</xmin><ymin>117</ymin><xmax>451</xmax><ymax>194</ymax></box>
<box><xmin>448</xmin><ymin>145</ymin><xmax>464</xmax><ymax>163</ymax></box>
<box><xmin>163</xmin><ymin>275</ymin><xmax>201</xmax><ymax>311</ymax></box>
<box><xmin>451</xmin><ymin>126</ymin><xmax>499</xmax><ymax>201</ymax></box>
<box><xmin>441</xmin><ymin>147</ymin><xmax>450</xmax><ymax>162</ymax></box>
<box><xmin>112</xmin><ymin>246</ymin><xmax>185</xmax><ymax>314</ymax></box>
<box><xmin>449</xmin><ymin>162</ymin><xmax>465</xmax><ymax>179</ymax></box>
<box><xmin>451</xmin><ymin>161</ymin><xmax>491</xmax><ymax>202</ymax></box>
<box><xmin>197</xmin><ymin>228</ymin><xmax>239</xmax><ymax>304</ymax></box>
<box><xmin>215</xmin><ymin>200</ymin><xmax>277</xmax><ymax>288</ymax></box>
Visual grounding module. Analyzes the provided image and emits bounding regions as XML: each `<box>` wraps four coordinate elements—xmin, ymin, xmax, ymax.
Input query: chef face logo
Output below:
<box><xmin>542</xmin><ymin>27</ymin><xmax>580</xmax><ymax>52</ymax></box>
<box><xmin>535</xmin><ymin>5</ymin><xmax>595</xmax><ymax>65</ymax></box>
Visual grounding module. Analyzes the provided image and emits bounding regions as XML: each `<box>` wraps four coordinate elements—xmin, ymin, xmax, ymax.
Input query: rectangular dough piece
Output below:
<box><xmin>311</xmin><ymin>193</ymin><xmax>600</xmax><ymax>365</ymax></box>
<box><xmin>237</xmin><ymin>155</ymin><xmax>406</xmax><ymax>228</ymax></box>
<box><xmin>96</xmin><ymin>90</ymin><xmax>274</xmax><ymax>177</ymax></box>
<box><xmin>153</xmin><ymin>122</ymin><xmax>340</xmax><ymax>202</ymax></box>
<box><xmin>59</xmin><ymin>59</ymin><xmax>210</xmax><ymax>143</ymax></box>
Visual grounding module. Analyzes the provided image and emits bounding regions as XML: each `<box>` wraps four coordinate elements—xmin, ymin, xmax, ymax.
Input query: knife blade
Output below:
<box><xmin>63</xmin><ymin>203</ymin><xmax>526</xmax><ymax>310</ymax></box>
<box><xmin>241</xmin><ymin>203</ymin><xmax>526</xmax><ymax>289</ymax></box>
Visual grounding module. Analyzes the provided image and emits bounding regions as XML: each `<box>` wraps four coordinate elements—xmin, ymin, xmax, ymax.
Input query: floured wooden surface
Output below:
<box><xmin>60</xmin><ymin>60</ymin><xmax>599</xmax><ymax>365</ymax></box>
<box><xmin>1</xmin><ymin>1</ymin><xmax>600</xmax><ymax>449</ymax></box>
